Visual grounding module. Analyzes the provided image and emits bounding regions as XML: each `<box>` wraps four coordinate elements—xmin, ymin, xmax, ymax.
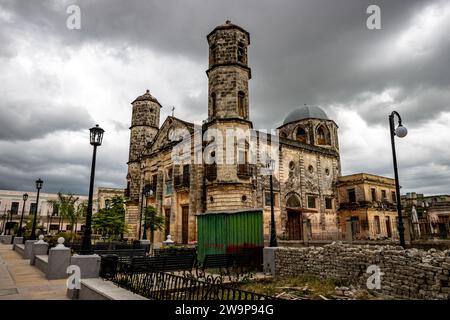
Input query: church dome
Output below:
<box><xmin>283</xmin><ymin>105</ymin><xmax>329</xmax><ymax>125</ymax></box>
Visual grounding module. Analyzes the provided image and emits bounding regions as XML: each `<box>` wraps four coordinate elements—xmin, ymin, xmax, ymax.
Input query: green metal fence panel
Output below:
<box><xmin>197</xmin><ymin>209</ymin><xmax>263</xmax><ymax>264</ymax></box>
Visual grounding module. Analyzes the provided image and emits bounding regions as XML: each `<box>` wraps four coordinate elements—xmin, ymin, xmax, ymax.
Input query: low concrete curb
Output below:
<box><xmin>69</xmin><ymin>278</ymin><xmax>148</xmax><ymax>300</ymax></box>
<box><xmin>35</xmin><ymin>255</ymin><xmax>49</xmax><ymax>275</ymax></box>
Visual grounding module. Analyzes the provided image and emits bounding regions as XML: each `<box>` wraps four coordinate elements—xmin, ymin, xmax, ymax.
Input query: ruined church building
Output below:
<box><xmin>125</xmin><ymin>21</ymin><xmax>341</xmax><ymax>243</ymax></box>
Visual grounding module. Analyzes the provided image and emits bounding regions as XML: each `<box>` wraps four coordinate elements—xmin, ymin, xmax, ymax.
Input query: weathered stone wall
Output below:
<box><xmin>279</xmin><ymin>145</ymin><xmax>340</xmax><ymax>235</ymax></box>
<box><xmin>278</xmin><ymin>119</ymin><xmax>339</xmax><ymax>153</ymax></box>
<box><xmin>273</xmin><ymin>243</ymin><xmax>450</xmax><ymax>299</ymax></box>
<box><xmin>127</xmin><ymin>94</ymin><xmax>160</xmax><ymax>201</ymax></box>
<box><xmin>207</xmin><ymin>23</ymin><xmax>250</xmax><ymax>121</ymax></box>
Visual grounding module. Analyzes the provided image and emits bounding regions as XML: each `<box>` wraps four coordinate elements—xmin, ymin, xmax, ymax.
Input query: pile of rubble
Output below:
<box><xmin>273</xmin><ymin>242</ymin><xmax>450</xmax><ymax>300</ymax></box>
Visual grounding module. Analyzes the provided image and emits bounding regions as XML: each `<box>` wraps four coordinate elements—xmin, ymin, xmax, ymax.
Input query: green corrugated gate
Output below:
<box><xmin>197</xmin><ymin>209</ymin><xmax>264</xmax><ymax>264</ymax></box>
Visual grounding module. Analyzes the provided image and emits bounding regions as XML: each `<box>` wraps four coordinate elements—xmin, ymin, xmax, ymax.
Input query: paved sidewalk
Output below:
<box><xmin>0</xmin><ymin>244</ymin><xmax>69</xmax><ymax>300</ymax></box>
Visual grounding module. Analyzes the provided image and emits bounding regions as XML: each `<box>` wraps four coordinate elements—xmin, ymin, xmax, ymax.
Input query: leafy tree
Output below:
<box><xmin>92</xmin><ymin>196</ymin><xmax>128</xmax><ymax>241</ymax></box>
<box><xmin>22</xmin><ymin>218</ymin><xmax>44</xmax><ymax>237</ymax></box>
<box><xmin>143</xmin><ymin>205</ymin><xmax>165</xmax><ymax>244</ymax></box>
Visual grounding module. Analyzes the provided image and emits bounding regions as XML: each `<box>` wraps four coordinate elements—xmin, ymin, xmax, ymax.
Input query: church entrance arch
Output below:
<box><xmin>286</xmin><ymin>194</ymin><xmax>303</xmax><ymax>240</ymax></box>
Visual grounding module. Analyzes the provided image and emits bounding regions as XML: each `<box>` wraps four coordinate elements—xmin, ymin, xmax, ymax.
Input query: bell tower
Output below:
<box><xmin>127</xmin><ymin>89</ymin><xmax>161</xmax><ymax>202</ymax></box>
<box><xmin>204</xmin><ymin>21</ymin><xmax>254</xmax><ymax>212</ymax></box>
<box><xmin>206</xmin><ymin>20</ymin><xmax>251</xmax><ymax>121</ymax></box>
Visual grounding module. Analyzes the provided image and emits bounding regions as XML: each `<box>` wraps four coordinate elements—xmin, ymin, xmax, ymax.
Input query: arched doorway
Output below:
<box><xmin>286</xmin><ymin>194</ymin><xmax>302</xmax><ymax>240</ymax></box>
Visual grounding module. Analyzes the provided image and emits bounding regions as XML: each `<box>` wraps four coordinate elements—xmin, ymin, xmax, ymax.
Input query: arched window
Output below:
<box><xmin>211</xmin><ymin>93</ymin><xmax>216</xmax><ymax>116</ymax></box>
<box><xmin>238</xmin><ymin>91</ymin><xmax>245</xmax><ymax>117</ymax></box>
<box><xmin>317</xmin><ymin>125</ymin><xmax>331</xmax><ymax>145</ymax></box>
<box><xmin>280</xmin><ymin>131</ymin><xmax>287</xmax><ymax>138</ymax></box>
<box><xmin>296</xmin><ymin>127</ymin><xmax>307</xmax><ymax>143</ymax></box>
<box><xmin>286</xmin><ymin>194</ymin><xmax>301</xmax><ymax>208</ymax></box>
<box><xmin>237</xmin><ymin>43</ymin><xmax>245</xmax><ymax>63</ymax></box>
<box><xmin>210</xmin><ymin>44</ymin><xmax>217</xmax><ymax>65</ymax></box>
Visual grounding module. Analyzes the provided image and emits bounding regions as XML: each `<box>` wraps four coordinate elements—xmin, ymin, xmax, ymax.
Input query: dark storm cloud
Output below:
<box><xmin>0</xmin><ymin>0</ymin><xmax>449</xmax><ymax>194</ymax></box>
<box><xmin>3</xmin><ymin>0</ymin><xmax>445</xmax><ymax>126</ymax></box>
<box><xmin>0</xmin><ymin>100</ymin><xmax>94</xmax><ymax>141</ymax></box>
<box><xmin>0</xmin><ymin>129</ymin><xmax>127</xmax><ymax>194</ymax></box>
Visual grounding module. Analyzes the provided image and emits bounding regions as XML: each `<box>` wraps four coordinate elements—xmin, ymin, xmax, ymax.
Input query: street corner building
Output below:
<box><xmin>124</xmin><ymin>21</ymin><xmax>342</xmax><ymax>243</ymax></box>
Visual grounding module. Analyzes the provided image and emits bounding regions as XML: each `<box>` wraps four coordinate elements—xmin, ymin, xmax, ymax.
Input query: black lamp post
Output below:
<box><xmin>1</xmin><ymin>211</ymin><xmax>6</xmax><ymax>235</ymax></box>
<box><xmin>30</xmin><ymin>178</ymin><xmax>43</xmax><ymax>240</ymax></box>
<box><xmin>142</xmin><ymin>188</ymin><xmax>153</xmax><ymax>240</ymax></box>
<box><xmin>6</xmin><ymin>210</ymin><xmax>12</xmax><ymax>235</ymax></box>
<box><xmin>138</xmin><ymin>186</ymin><xmax>144</xmax><ymax>240</ymax></box>
<box><xmin>266</xmin><ymin>157</ymin><xmax>278</xmax><ymax>247</ymax></box>
<box><xmin>81</xmin><ymin>124</ymin><xmax>105</xmax><ymax>254</ymax></box>
<box><xmin>18</xmin><ymin>193</ymin><xmax>28</xmax><ymax>237</ymax></box>
<box><xmin>389</xmin><ymin>111</ymin><xmax>408</xmax><ymax>248</ymax></box>
<box><xmin>46</xmin><ymin>214</ymin><xmax>51</xmax><ymax>235</ymax></box>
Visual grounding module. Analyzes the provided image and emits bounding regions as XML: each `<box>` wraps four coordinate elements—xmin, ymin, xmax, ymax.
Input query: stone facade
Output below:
<box><xmin>272</xmin><ymin>243</ymin><xmax>450</xmax><ymax>300</ymax></box>
<box><xmin>206</xmin><ymin>21</ymin><xmax>250</xmax><ymax>121</ymax></box>
<box><xmin>127</xmin><ymin>90</ymin><xmax>161</xmax><ymax>202</ymax></box>
<box><xmin>125</xmin><ymin>21</ymin><xmax>341</xmax><ymax>242</ymax></box>
<box><xmin>402</xmin><ymin>192</ymin><xmax>450</xmax><ymax>239</ymax></box>
<box><xmin>93</xmin><ymin>187</ymin><xmax>125</xmax><ymax>212</ymax></box>
<box><xmin>337</xmin><ymin>173</ymin><xmax>399</xmax><ymax>240</ymax></box>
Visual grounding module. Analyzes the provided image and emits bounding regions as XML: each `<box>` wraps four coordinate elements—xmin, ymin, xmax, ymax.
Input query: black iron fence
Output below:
<box><xmin>108</xmin><ymin>271</ymin><xmax>274</xmax><ymax>300</ymax></box>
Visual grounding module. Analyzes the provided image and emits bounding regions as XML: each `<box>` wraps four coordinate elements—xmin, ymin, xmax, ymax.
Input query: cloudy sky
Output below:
<box><xmin>0</xmin><ymin>0</ymin><xmax>449</xmax><ymax>196</ymax></box>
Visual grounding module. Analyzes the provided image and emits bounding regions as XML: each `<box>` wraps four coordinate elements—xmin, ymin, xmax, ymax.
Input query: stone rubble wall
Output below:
<box><xmin>274</xmin><ymin>242</ymin><xmax>450</xmax><ymax>300</ymax></box>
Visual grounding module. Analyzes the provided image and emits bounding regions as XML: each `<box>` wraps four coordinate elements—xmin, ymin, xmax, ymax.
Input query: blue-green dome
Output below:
<box><xmin>283</xmin><ymin>105</ymin><xmax>329</xmax><ymax>125</ymax></box>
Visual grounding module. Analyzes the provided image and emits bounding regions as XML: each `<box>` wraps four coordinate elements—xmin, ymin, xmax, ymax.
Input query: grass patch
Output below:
<box><xmin>236</xmin><ymin>274</ymin><xmax>339</xmax><ymax>298</ymax></box>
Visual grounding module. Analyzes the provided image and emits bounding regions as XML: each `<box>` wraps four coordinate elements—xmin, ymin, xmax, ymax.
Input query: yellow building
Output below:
<box><xmin>337</xmin><ymin>173</ymin><xmax>399</xmax><ymax>240</ymax></box>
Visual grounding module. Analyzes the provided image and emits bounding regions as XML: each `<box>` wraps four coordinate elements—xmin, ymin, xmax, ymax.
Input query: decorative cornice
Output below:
<box><xmin>206</xmin><ymin>63</ymin><xmax>251</xmax><ymax>79</ymax></box>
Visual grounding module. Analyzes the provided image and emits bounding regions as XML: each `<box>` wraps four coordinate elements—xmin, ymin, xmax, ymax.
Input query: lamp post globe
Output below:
<box><xmin>30</xmin><ymin>178</ymin><xmax>43</xmax><ymax>240</ymax></box>
<box><xmin>81</xmin><ymin>124</ymin><xmax>104</xmax><ymax>254</ymax></box>
<box><xmin>395</xmin><ymin>125</ymin><xmax>408</xmax><ymax>138</ymax></box>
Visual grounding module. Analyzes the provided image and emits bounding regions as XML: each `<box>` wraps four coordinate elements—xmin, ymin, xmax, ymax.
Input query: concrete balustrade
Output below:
<box><xmin>24</xmin><ymin>240</ymin><xmax>37</xmax><ymax>259</ymax></box>
<box><xmin>47</xmin><ymin>237</ymin><xmax>72</xmax><ymax>279</ymax></box>
<box><xmin>13</xmin><ymin>237</ymin><xmax>24</xmax><ymax>245</ymax></box>
<box><xmin>30</xmin><ymin>235</ymin><xmax>49</xmax><ymax>265</ymax></box>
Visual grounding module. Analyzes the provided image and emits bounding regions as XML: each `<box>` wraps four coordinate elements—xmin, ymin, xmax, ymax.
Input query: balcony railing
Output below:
<box><xmin>205</xmin><ymin>163</ymin><xmax>217</xmax><ymax>181</ymax></box>
<box><xmin>174</xmin><ymin>173</ymin><xmax>190</xmax><ymax>189</ymax></box>
<box><xmin>339</xmin><ymin>200</ymin><xmax>397</xmax><ymax>210</ymax></box>
<box><xmin>237</xmin><ymin>163</ymin><xmax>254</xmax><ymax>179</ymax></box>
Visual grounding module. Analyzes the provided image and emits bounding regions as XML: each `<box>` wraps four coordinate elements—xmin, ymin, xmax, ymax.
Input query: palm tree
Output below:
<box><xmin>74</xmin><ymin>200</ymin><xmax>88</xmax><ymax>234</ymax></box>
<box><xmin>48</xmin><ymin>192</ymin><xmax>79</xmax><ymax>238</ymax></box>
